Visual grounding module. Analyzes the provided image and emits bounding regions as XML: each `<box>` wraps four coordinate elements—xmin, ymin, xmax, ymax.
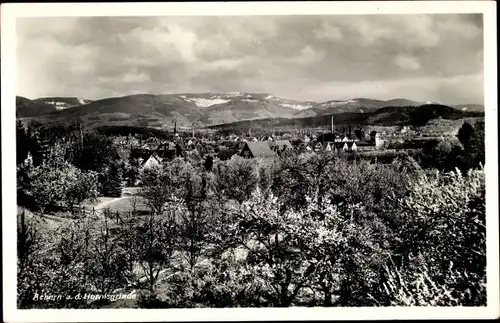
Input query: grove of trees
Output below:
<box><xmin>16</xmin><ymin>119</ymin><xmax>487</xmax><ymax>308</ymax></box>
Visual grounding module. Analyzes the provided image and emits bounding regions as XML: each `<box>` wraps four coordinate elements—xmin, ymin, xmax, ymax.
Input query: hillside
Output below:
<box><xmin>34</xmin><ymin>97</ymin><xmax>93</xmax><ymax>110</ymax></box>
<box><xmin>16</xmin><ymin>96</ymin><xmax>58</xmax><ymax>118</ymax></box>
<box><xmin>24</xmin><ymin>92</ymin><xmax>308</xmax><ymax>129</ymax></box>
<box><xmin>17</xmin><ymin>92</ymin><xmax>485</xmax><ymax>131</ymax></box>
<box><xmin>295</xmin><ymin>98</ymin><xmax>426</xmax><ymax>117</ymax></box>
<box><xmin>208</xmin><ymin>104</ymin><xmax>484</xmax><ymax>132</ymax></box>
<box><xmin>453</xmin><ymin>104</ymin><xmax>484</xmax><ymax>112</ymax></box>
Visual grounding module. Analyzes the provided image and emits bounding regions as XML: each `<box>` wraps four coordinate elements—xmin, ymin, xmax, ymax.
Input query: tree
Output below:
<box><xmin>126</xmin><ymin>157</ymin><xmax>141</xmax><ymax>186</ymax></box>
<box><xmin>221</xmin><ymin>188</ymin><xmax>377</xmax><ymax>307</ymax></box>
<box><xmin>456</xmin><ymin>120</ymin><xmax>484</xmax><ymax>170</ymax></box>
<box><xmin>204</xmin><ymin>156</ymin><xmax>214</xmax><ymax>172</ymax></box>
<box><xmin>386</xmin><ymin>168</ymin><xmax>486</xmax><ymax>306</ymax></box>
<box><xmin>24</xmin><ymin>162</ymin><xmax>69</xmax><ymax>214</ymax></box>
<box><xmin>457</xmin><ymin>121</ymin><xmax>474</xmax><ymax>148</ymax></box>
<box><xmin>132</xmin><ymin>203</ymin><xmax>178</xmax><ymax>295</ymax></box>
<box><xmin>213</xmin><ymin>155</ymin><xmax>258</xmax><ymax>204</ymax></box>
<box><xmin>85</xmin><ymin>216</ymin><xmax>133</xmax><ymax>298</ymax></box>
<box><xmin>16</xmin><ymin>120</ymin><xmax>30</xmax><ymax>165</ymax></box>
<box><xmin>65</xmin><ymin>168</ymin><xmax>99</xmax><ymax>214</ymax></box>
<box><xmin>68</xmin><ymin>132</ymin><xmax>118</xmax><ymax>172</ymax></box>
<box><xmin>418</xmin><ymin>137</ymin><xmax>464</xmax><ymax>171</ymax></box>
<box><xmin>216</xmin><ymin>147</ymin><xmax>236</xmax><ymax>161</ymax></box>
<box><xmin>139</xmin><ymin>165</ymin><xmax>176</xmax><ymax>215</ymax></box>
<box><xmin>101</xmin><ymin>161</ymin><xmax>123</xmax><ymax>197</ymax></box>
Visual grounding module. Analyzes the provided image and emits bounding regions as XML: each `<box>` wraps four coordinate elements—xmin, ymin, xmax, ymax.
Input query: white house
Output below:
<box><xmin>342</xmin><ymin>141</ymin><xmax>357</xmax><ymax>152</ymax></box>
<box><xmin>142</xmin><ymin>154</ymin><xmax>163</xmax><ymax>170</ymax></box>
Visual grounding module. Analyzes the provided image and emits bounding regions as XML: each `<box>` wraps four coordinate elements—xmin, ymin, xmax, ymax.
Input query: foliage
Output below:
<box><xmin>457</xmin><ymin>120</ymin><xmax>485</xmax><ymax>170</ymax></box>
<box><xmin>384</xmin><ymin>168</ymin><xmax>486</xmax><ymax>306</ymax></box>
<box><xmin>213</xmin><ymin>156</ymin><xmax>258</xmax><ymax>204</ymax></box>
<box><xmin>68</xmin><ymin>132</ymin><xmax>118</xmax><ymax>172</ymax></box>
<box><xmin>16</xmin><ymin>120</ymin><xmax>31</xmax><ymax>165</ymax></box>
<box><xmin>16</xmin><ymin>140</ymin><xmax>486</xmax><ymax>308</ymax></box>
<box><xmin>64</xmin><ymin>168</ymin><xmax>99</xmax><ymax>211</ymax></box>
<box><xmin>100</xmin><ymin>161</ymin><xmax>123</xmax><ymax>197</ymax></box>
<box><xmin>17</xmin><ymin>214</ymin><xmax>134</xmax><ymax>309</ymax></box>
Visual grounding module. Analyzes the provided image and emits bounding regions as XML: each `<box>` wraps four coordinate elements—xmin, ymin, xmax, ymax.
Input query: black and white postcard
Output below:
<box><xmin>2</xmin><ymin>1</ymin><xmax>498</xmax><ymax>322</ymax></box>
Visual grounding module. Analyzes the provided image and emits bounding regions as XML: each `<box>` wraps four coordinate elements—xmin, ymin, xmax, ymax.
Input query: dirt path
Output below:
<box><xmin>94</xmin><ymin>197</ymin><xmax>127</xmax><ymax>210</ymax></box>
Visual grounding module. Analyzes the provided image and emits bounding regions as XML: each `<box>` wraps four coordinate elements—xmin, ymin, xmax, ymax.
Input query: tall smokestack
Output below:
<box><xmin>174</xmin><ymin>120</ymin><xmax>177</xmax><ymax>135</ymax></box>
<box><xmin>331</xmin><ymin>115</ymin><xmax>333</xmax><ymax>134</ymax></box>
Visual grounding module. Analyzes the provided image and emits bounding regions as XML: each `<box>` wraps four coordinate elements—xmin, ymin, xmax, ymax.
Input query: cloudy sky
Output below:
<box><xmin>17</xmin><ymin>14</ymin><xmax>483</xmax><ymax>105</ymax></box>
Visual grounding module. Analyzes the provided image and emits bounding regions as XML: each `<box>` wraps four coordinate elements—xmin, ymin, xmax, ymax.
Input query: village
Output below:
<box><xmin>119</xmin><ymin>123</ymin><xmax>423</xmax><ymax>173</ymax></box>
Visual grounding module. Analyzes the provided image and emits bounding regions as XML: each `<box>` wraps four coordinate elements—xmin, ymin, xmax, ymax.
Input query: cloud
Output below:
<box><xmin>394</xmin><ymin>55</ymin><xmax>421</xmax><ymax>71</ymax></box>
<box><xmin>313</xmin><ymin>22</ymin><xmax>343</xmax><ymax>41</ymax></box>
<box><xmin>16</xmin><ymin>14</ymin><xmax>484</xmax><ymax>105</ymax></box>
<box><xmin>286</xmin><ymin>46</ymin><xmax>326</xmax><ymax>65</ymax></box>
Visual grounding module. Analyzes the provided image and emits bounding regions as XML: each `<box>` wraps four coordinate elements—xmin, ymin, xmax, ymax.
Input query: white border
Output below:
<box><xmin>2</xmin><ymin>2</ymin><xmax>498</xmax><ymax>322</ymax></box>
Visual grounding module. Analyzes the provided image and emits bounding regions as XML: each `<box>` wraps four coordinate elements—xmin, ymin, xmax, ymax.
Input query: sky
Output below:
<box><xmin>16</xmin><ymin>14</ymin><xmax>484</xmax><ymax>105</ymax></box>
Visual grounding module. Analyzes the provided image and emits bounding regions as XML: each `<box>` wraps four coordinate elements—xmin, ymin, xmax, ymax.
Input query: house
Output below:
<box><xmin>304</xmin><ymin>135</ymin><xmax>311</xmax><ymax>143</ymax></box>
<box><xmin>325</xmin><ymin>142</ymin><xmax>333</xmax><ymax>151</ymax></box>
<box><xmin>343</xmin><ymin>141</ymin><xmax>357</xmax><ymax>152</ymax></box>
<box><xmin>239</xmin><ymin>141</ymin><xmax>277</xmax><ymax>158</ymax></box>
<box><xmin>142</xmin><ymin>154</ymin><xmax>163</xmax><ymax>170</ymax></box>
<box><xmin>313</xmin><ymin>142</ymin><xmax>323</xmax><ymax>152</ymax></box>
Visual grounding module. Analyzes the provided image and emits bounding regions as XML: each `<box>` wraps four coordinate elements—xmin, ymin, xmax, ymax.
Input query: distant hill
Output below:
<box><xmin>209</xmin><ymin>104</ymin><xmax>484</xmax><ymax>132</ymax></box>
<box><xmin>27</xmin><ymin>92</ymin><xmax>308</xmax><ymax>129</ymax></box>
<box><xmin>453</xmin><ymin>104</ymin><xmax>484</xmax><ymax>112</ymax></box>
<box><xmin>16</xmin><ymin>96</ymin><xmax>57</xmax><ymax>118</ymax></box>
<box><xmin>295</xmin><ymin>98</ymin><xmax>426</xmax><ymax>117</ymax></box>
<box><xmin>34</xmin><ymin>97</ymin><xmax>93</xmax><ymax>110</ymax></box>
<box><xmin>17</xmin><ymin>92</ymin><xmax>485</xmax><ymax>131</ymax></box>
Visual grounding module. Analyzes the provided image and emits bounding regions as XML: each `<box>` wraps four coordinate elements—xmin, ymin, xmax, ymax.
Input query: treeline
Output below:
<box><xmin>208</xmin><ymin>104</ymin><xmax>484</xmax><ymax>132</ymax></box>
<box><xmin>95</xmin><ymin>125</ymin><xmax>171</xmax><ymax>140</ymax></box>
<box><xmin>18</xmin><ymin>151</ymin><xmax>486</xmax><ymax>308</ymax></box>
<box><xmin>17</xmin><ymin>120</ymin><xmax>126</xmax><ymax>210</ymax></box>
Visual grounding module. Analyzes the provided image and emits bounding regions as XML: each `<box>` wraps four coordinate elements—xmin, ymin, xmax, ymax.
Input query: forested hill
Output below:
<box><xmin>16</xmin><ymin>96</ymin><xmax>58</xmax><ymax>118</ymax></box>
<box><xmin>207</xmin><ymin>104</ymin><xmax>484</xmax><ymax>132</ymax></box>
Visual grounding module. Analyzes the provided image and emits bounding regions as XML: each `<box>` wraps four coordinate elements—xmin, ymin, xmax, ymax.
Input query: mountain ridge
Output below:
<box><xmin>15</xmin><ymin>93</ymin><xmax>484</xmax><ymax>129</ymax></box>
